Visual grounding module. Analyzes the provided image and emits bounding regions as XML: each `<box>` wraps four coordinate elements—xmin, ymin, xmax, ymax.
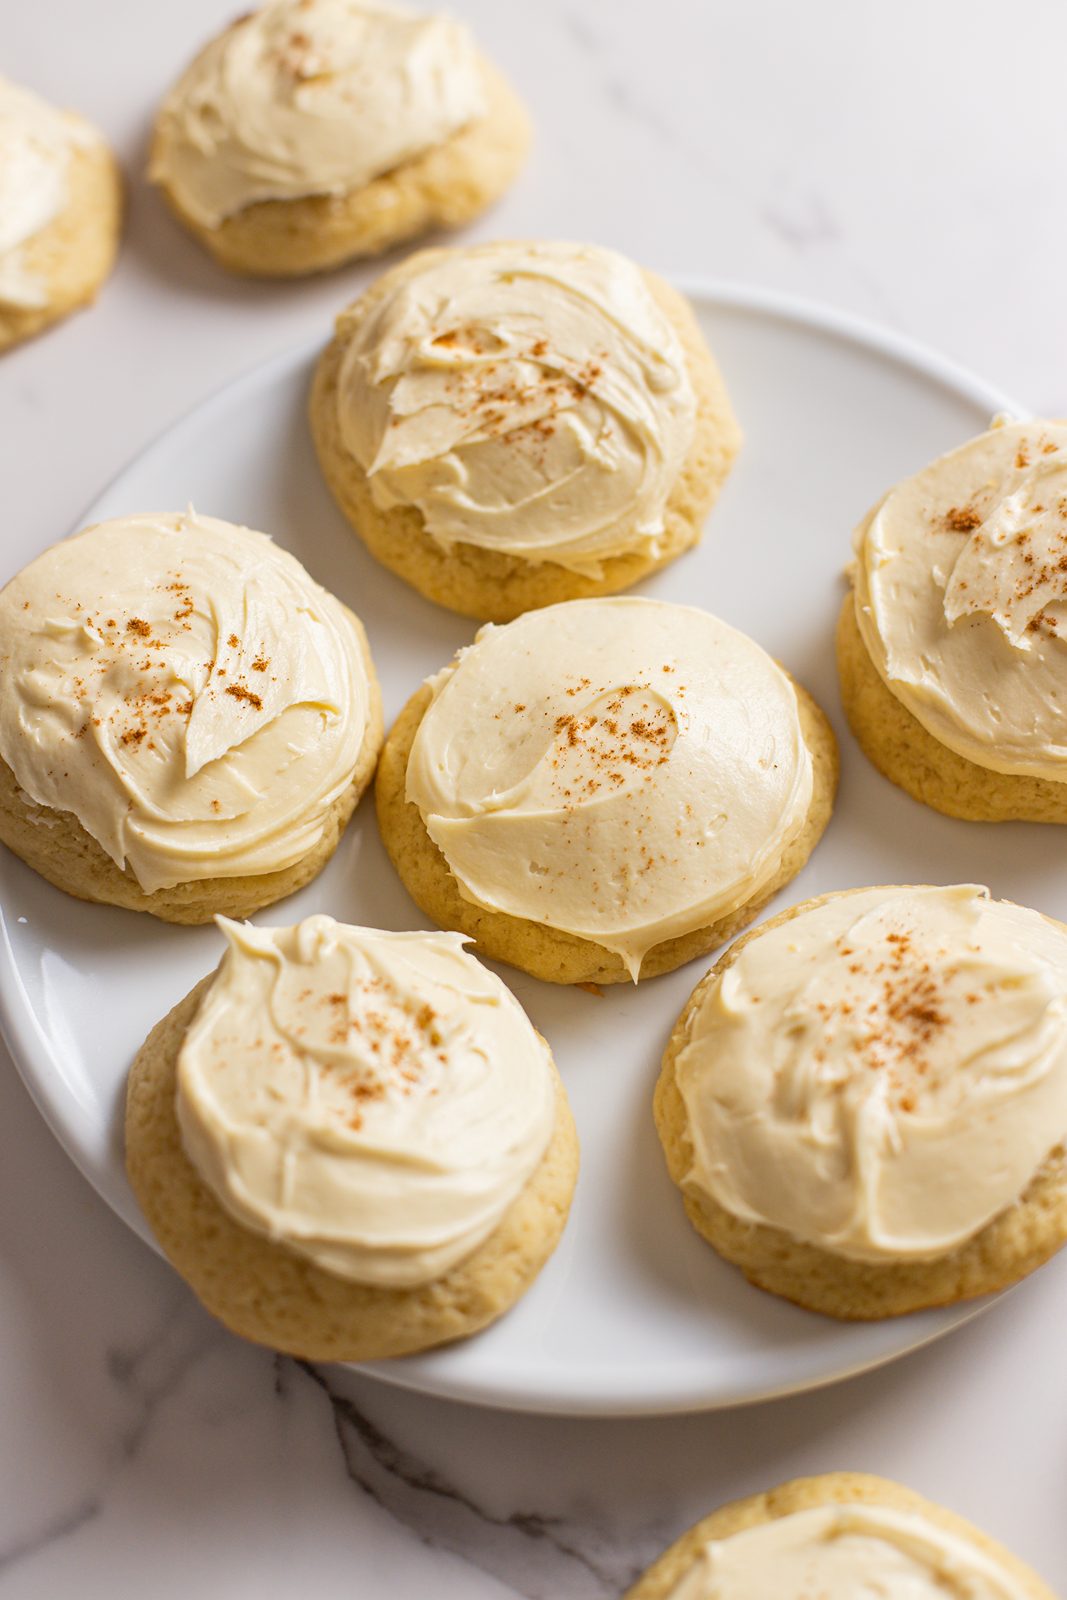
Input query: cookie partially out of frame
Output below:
<box><xmin>624</xmin><ymin>1473</ymin><xmax>1055</xmax><ymax>1600</ymax></box>
<box><xmin>839</xmin><ymin>419</ymin><xmax>1067</xmax><ymax>823</ymax></box>
<box><xmin>837</xmin><ymin>595</ymin><xmax>1067</xmax><ymax>822</ymax></box>
<box><xmin>0</xmin><ymin>104</ymin><xmax>122</xmax><ymax>352</ymax></box>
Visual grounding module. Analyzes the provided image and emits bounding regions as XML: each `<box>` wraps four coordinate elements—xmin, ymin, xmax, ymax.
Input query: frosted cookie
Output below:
<box><xmin>625</xmin><ymin>1472</ymin><xmax>1054</xmax><ymax>1600</ymax></box>
<box><xmin>125</xmin><ymin>914</ymin><xmax>578</xmax><ymax>1359</ymax></box>
<box><xmin>310</xmin><ymin>240</ymin><xmax>741</xmax><ymax>620</ymax></box>
<box><xmin>655</xmin><ymin>884</ymin><xmax>1067</xmax><ymax>1319</ymax></box>
<box><xmin>149</xmin><ymin>0</ymin><xmax>530</xmax><ymax>277</ymax></box>
<box><xmin>840</xmin><ymin>418</ymin><xmax>1067</xmax><ymax>820</ymax></box>
<box><xmin>376</xmin><ymin>598</ymin><xmax>837</xmax><ymax>985</ymax></box>
<box><xmin>0</xmin><ymin>77</ymin><xmax>121</xmax><ymax>352</ymax></box>
<box><xmin>0</xmin><ymin>511</ymin><xmax>382</xmax><ymax>921</ymax></box>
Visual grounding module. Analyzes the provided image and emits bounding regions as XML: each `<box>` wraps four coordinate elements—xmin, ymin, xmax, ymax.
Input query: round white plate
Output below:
<box><xmin>0</xmin><ymin>282</ymin><xmax>1039</xmax><ymax>1416</ymax></box>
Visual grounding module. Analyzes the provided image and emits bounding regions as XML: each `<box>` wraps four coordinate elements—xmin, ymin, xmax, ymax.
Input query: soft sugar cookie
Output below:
<box><xmin>149</xmin><ymin>0</ymin><xmax>530</xmax><ymax>277</ymax></box>
<box><xmin>0</xmin><ymin>511</ymin><xmax>382</xmax><ymax>921</ymax></box>
<box><xmin>310</xmin><ymin>240</ymin><xmax>741</xmax><ymax>620</ymax></box>
<box><xmin>841</xmin><ymin>418</ymin><xmax>1067</xmax><ymax>820</ymax></box>
<box><xmin>655</xmin><ymin>884</ymin><xmax>1067</xmax><ymax>1319</ymax></box>
<box><xmin>625</xmin><ymin>1473</ymin><xmax>1054</xmax><ymax>1600</ymax></box>
<box><xmin>0</xmin><ymin>77</ymin><xmax>121</xmax><ymax>352</ymax></box>
<box><xmin>125</xmin><ymin>915</ymin><xmax>578</xmax><ymax>1360</ymax></box>
<box><xmin>376</xmin><ymin>598</ymin><xmax>837</xmax><ymax>985</ymax></box>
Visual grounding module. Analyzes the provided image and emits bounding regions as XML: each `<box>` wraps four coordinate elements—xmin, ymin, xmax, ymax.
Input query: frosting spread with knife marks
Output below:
<box><xmin>335</xmin><ymin>241</ymin><xmax>697</xmax><ymax>575</ymax></box>
<box><xmin>0</xmin><ymin>510</ymin><xmax>372</xmax><ymax>891</ymax></box>
<box><xmin>674</xmin><ymin>885</ymin><xmax>1067</xmax><ymax>1262</ymax></box>
<box><xmin>176</xmin><ymin>915</ymin><xmax>557</xmax><ymax>1287</ymax></box>
<box><xmin>664</xmin><ymin>1503</ymin><xmax>1029</xmax><ymax>1600</ymax></box>
<box><xmin>851</xmin><ymin>419</ymin><xmax>1067</xmax><ymax>779</ymax></box>
<box><xmin>150</xmin><ymin>0</ymin><xmax>486</xmax><ymax>227</ymax></box>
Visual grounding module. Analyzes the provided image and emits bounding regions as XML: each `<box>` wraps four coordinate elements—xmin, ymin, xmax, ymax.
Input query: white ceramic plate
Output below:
<box><xmin>0</xmin><ymin>282</ymin><xmax>1041</xmax><ymax>1416</ymax></box>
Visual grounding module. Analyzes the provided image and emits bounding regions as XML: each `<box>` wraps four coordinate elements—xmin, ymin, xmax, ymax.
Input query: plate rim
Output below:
<box><xmin>0</xmin><ymin>276</ymin><xmax>1028</xmax><ymax>1415</ymax></box>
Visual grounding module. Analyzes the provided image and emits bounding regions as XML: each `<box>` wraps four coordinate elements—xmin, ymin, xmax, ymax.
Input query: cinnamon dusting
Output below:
<box><xmin>224</xmin><ymin>683</ymin><xmax>264</xmax><ymax>711</ymax></box>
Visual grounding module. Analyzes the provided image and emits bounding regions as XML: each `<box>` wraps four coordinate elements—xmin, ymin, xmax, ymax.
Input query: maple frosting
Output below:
<box><xmin>335</xmin><ymin>241</ymin><xmax>697</xmax><ymax>576</ymax></box>
<box><xmin>0</xmin><ymin>511</ymin><xmax>373</xmax><ymax>892</ymax></box>
<box><xmin>674</xmin><ymin>885</ymin><xmax>1067</xmax><ymax>1263</ymax></box>
<box><xmin>0</xmin><ymin>77</ymin><xmax>100</xmax><ymax>309</ymax></box>
<box><xmin>405</xmin><ymin>598</ymin><xmax>814</xmax><ymax>979</ymax></box>
<box><xmin>149</xmin><ymin>0</ymin><xmax>486</xmax><ymax>228</ymax></box>
<box><xmin>852</xmin><ymin>419</ymin><xmax>1067</xmax><ymax>779</ymax></box>
<box><xmin>176</xmin><ymin>915</ymin><xmax>557</xmax><ymax>1287</ymax></box>
<box><xmin>665</xmin><ymin>1504</ymin><xmax>1026</xmax><ymax>1600</ymax></box>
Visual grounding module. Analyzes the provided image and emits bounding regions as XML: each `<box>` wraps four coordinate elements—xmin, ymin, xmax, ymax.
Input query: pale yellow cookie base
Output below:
<box><xmin>375</xmin><ymin>676</ymin><xmax>837</xmax><ymax>986</ymax></box>
<box><xmin>0</xmin><ymin>139</ymin><xmax>122</xmax><ymax>353</ymax></box>
<box><xmin>151</xmin><ymin>56</ymin><xmax>530</xmax><ymax>278</ymax></box>
<box><xmin>125</xmin><ymin>973</ymin><xmax>579</xmax><ymax>1361</ymax></box>
<box><xmin>654</xmin><ymin>885</ymin><xmax>1067</xmax><ymax>1319</ymax></box>
<box><xmin>0</xmin><ymin>611</ymin><xmax>383</xmax><ymax>923</ymax></box>
<box><xmin>309</xmin><ymin>263</ymin><xmax>742</xmax><ymax>623</ymax></box>
<box><xmin>624</xmin><ymin>1472</ymin><xmax>1055</xmax><ymax>1600</ymax></box>
<box><xmin>837</xmin><ymin>593</ymin><xmax>1067</xmax><ymax>822</ymax></box>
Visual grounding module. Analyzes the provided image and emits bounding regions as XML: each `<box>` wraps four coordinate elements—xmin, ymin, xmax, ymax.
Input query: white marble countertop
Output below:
<box><xmin>2</xmin><ymin>2</ymin><xmax>1066</xmax><ymax>1594</ymax></box>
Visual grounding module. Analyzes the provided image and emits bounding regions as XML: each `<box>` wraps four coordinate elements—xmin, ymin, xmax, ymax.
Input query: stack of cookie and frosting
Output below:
<box><xmin>149</xmin><ymin>0</ymin><xmax>531</xmax><ymax>275</ymax></box>
<box><xmin>656</xmin><ymin>883</ymin><xmax>1067</xmax><ymax>1318</ymax></box>
<box><xmin>841</xmin><ymin>419</ymin><xmax>1067</xmax><ymax>821</ymax></box>
<box><xmin>311</xmin><ymin>238</ymin><xmax>741</xmax><ymax>617</ymax></box>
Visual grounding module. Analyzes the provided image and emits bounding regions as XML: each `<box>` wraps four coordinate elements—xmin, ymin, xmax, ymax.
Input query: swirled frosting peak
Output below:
<box><xmin>0</xmin><ymin>77</ymin><xmax>100</xmax><ymax>309</ymax></box>
<box><xmin>0</xmin><ymin>510</ymin><xmax>373</xmax><ymax>891</ymax></box>
<box><xmin>405</xmin><ymin>598</ymin><xmax>814</xmax><ymax>978</ymax></box>
<box><xmin>674</xmin><ymin>885</ymin><xmax>1067</xmax><ymax>1262</ymax></box>
<box><xmin>852</xmin><ymin>419</ymin><xmax>1067</xmax><ymax>779</ymax></box>
<box><xmin>335</xmin><ymin>241</ymin><xmax>697</xmax><ymax>575</ymax></box>
<box><xmin>666</xmin><ymin>1504</ymin><xmax>1026</xmax><ymax>1600</ymax></box>
<box><xmin>176</xmin><ymin>915</ymin><xmax>557</xmax><ymax>1286</ymax></box>
<box><xmin>149</xmin><ymin>0</ymin><xmax>486</xmax><ymax>227</ymax></box>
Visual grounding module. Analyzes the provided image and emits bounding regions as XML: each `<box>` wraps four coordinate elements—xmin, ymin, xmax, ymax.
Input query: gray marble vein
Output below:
<box><xmin>295</xmin><ymin>1363</ymin><xmax>644</xmax><ymax>1600</ymax></box>
<box><xmin>105</xmin><ymin>1293</ymin><xmax>228</xmax><ymax>1460</ymax></box>
<box><xmin>0</xmin><ymin>1498</ymin><xmax>101</xmax><ymax>1579</ymax></box>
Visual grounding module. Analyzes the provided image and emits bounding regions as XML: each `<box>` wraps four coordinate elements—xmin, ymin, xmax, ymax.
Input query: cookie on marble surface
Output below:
<box><xmin>0</xmin><ymin>510</ymin><xmax>382</xmax><ymax>922</ymax></box>
<box><xmin>149</xmin><ymin>0</ymin><xmax>530</xmax><ymax>277</ymax></box>
<box><xmin>0</xmin><ymin>77</ymin><xmax>121</xmax><ymax>352</ymax></box>
<box><xmin>655</xmin><ymin>884</ymin><xmax>1067</xmax><ymax>1319</ymax></box>
<box><xmin>310</xmin><ymin>240</ymin><xmax>740</xmax><ymax>621</ymax></box>
<box><xmin>624</xmin><ymin>1472</ymin><xmax>1055</xmax><ymax>1599</ymax></box>
<box><xmin>376</xmin><ymin>598</ymin><xmax>836</xmax><ymax>985</ymax></box>
<box><xmin>125</xmin><ymin>916</ymin><xmax>578</xmax><ymax>1360</ymax></box>
<box><xmin>840</xmin><ymin>418</ymin><xmax>1067</xmax><ymax>821</ymax></box>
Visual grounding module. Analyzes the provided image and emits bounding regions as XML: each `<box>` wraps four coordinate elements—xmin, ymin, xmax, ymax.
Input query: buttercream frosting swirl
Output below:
<box><xmin>335</xmin><ymin>241</ymin><xmax>697</xmax><ymax>576</ymax></box>
<box><xmin>674</xmin><ymin>885</ymin><xmax>1067</xmax><ymax>1262</ymax></box>
<box><xmin>0</xmin><ymin>510</ymin><xmax>373</xmax><ymax>892</ymax></box>
<box><xmin>852</xmin><ymin>419</ymin><xmax>1067</xmax><ymax>779</ymax></box>
<box><xmin>176</xmin><ymin>915</ymin><xmax>557</xmax><ymax>1287</ymax></box>
<box><xmin>0</xmin><ymin>77</ymin><xmax>99</xmax><ymax>309</ymax></box>
<box><xmin>666</xmin><ymin>1504</ymin><xmax>1026</xmax><ymax>1600</ymax></box>
<box><xmin>405</xmin><ymin>598</ymin><xmax>814</xmax><ymax>979</ymax></box>
<box><xmin>149</xmin><ymin>0</ymin><xmax>486</xmax><ymax>227</ymax></box>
